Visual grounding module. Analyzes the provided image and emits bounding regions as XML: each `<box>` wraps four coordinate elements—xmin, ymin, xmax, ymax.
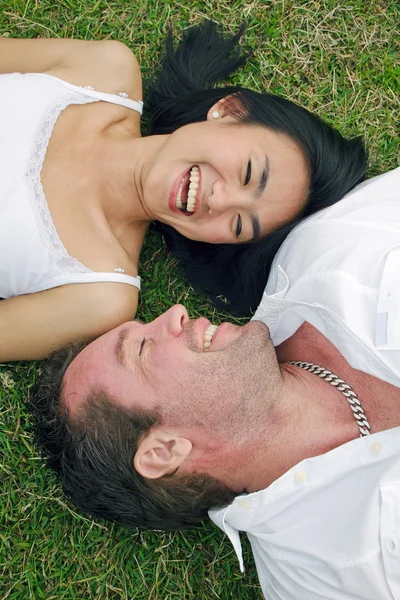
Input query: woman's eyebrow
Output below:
<box><xmin>250</xmin><ymin>156</ymin><xmax>269</xmax><ymax>241</ymax></box>
<box><xmin>250</xmin><ymin>214</ymin><xmax>261</xmax><ymax>242</ymax></box>
<box><xmin>255</xmin><ymin>156</ymin><xmax>270</xmax><ymax>197</ymax></box>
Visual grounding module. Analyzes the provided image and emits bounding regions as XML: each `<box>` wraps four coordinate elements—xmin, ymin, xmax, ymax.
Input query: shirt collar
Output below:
<box><xmin>209</xmin><ymin>505</ymin><xmax>245</xmax><ymax>572</ymax></box>
<box><xmin>209</xmin><ymin>428</ymin><xmax>400</xmax><ymax>571</ymax></box>
<box><xmin>252</xmin><ymin>265</ymin><xmax>400</xmax><ymax>389</ymax></box>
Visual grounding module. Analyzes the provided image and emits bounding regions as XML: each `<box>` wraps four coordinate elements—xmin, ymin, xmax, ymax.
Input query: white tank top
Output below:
<box><xmin>0</xmin><ymin>72</ymin><xmax>142</xmax><ymax>299</ymax></box>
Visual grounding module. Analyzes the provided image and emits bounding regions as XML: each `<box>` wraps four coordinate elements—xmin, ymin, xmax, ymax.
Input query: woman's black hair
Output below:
<box><xmin>145</xmin><ymin>21</ymin><xmax>368</xmax><ymax>316</ymax></box>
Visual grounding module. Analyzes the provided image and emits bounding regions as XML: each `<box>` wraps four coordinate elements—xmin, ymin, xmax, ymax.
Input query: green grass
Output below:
<box><xmin>1</xmin><ymin>1</ymin><xmax>399</xmax><ymax>598</ymax></box>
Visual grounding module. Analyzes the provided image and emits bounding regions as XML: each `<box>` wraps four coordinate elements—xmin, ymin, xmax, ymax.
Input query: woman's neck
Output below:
<box><xmin>98</xmin><ymin>135</ymin><xmax>150</xmax><ymax>224</ymax></box>
<box><xmin>95</xmin><ymin>134</ymin><xmax>167</xmax><ymax>258</ymax></box>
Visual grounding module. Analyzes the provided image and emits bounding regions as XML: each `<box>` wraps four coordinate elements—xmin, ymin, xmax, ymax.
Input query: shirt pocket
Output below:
<box><xmin>375</xmin><ymin>247</ymin><xmax>400</xmax><ymax>349</ymax></box>
<box><xmin>380</xmin><ymin>482</ymin><xmax>400</xmax><ymax>599</ymax></box>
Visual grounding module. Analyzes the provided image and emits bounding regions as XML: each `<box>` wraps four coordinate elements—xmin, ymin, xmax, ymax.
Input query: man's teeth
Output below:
<box><xmin>204</xmin><ymin>324</ymin><xmax>217</xmax><ymax>351</ymax></box>
<box><xmin>176</xmin><ymin>166</ymin><xmax>199</xmax><ymax>212</ymax></box>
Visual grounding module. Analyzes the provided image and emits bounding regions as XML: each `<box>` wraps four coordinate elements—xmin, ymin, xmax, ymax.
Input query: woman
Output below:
<box><xmin>0</xmin><ymin>22</ymin><xmax>366</xmax><ymax>361</ymax></box>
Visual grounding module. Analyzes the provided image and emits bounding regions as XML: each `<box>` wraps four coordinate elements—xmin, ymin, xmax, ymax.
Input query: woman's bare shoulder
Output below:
<box><xmin>0</xmin><ymin>37</ymin><xmax>142</xmax><ymax>102</ymax></box>
<box><xmin>48</xmin><ymin>39</ymin><xmax>143</xmax><ymax>101</ymax></box>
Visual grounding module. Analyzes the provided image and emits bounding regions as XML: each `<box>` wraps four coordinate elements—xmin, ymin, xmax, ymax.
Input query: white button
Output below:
<box><xmin>239</xmin><ymin>500</ymin><xmax>252</xmax><ymax>510</ymax></box>
<box><xmin>295</xmin><ymin>472</ymin><xmax>307</xmax><ymax>484</ymax></box>
<box><xmin>371</xmin><ymin>442</ymin><xmax>383</xmax><ymax>454</ymax></box>
<box><xmin>388</xmin><ymin>538</ymin><xmax>398</xmax><ymax>553</ymax></box>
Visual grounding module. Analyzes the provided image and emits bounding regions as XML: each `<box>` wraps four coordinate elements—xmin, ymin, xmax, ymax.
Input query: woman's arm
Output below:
<box><xmin>0</xmin><ymin>283</ymin><xmax>138</xmax><ymax>361</ymax></box>
<box><xmin>0</xmin><ymin>37</ymin><xmax>142</xmax><ymax>98</ymax></box>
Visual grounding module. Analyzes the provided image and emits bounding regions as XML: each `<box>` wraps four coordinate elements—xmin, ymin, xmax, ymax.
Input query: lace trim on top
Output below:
<box><xmin>24</xmin><ymin>92</ymin><xmax>96</xmax><ymax>274</ymax></box>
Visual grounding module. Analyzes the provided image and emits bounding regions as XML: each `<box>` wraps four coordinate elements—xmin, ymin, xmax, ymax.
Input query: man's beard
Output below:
<box><xmin>160</xmin><ymin>320</ymin><xmax>280</xmax><ymax>444</ymax></box>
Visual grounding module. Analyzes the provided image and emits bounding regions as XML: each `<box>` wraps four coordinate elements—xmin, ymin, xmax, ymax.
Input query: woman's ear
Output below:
<box><xmin>134</xmin><ymin>429</ymin><xmax>192</xmax><ymax>480</ymax></box>
<box><xmin>206</xmin><ymin>94</ymin><xmax>244</xmax><ymax>122</ymax></box>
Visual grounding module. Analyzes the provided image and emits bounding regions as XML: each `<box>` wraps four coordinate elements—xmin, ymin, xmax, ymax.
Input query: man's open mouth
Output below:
<box><xmin>204</xmin><ymin>324</ymin><xmax>217</xmax><ymax>351</ymax></box>
<box><xmin>176</xmin><ymin>165</ymin><xmax>200</xmax><ymax>214</ymax></box>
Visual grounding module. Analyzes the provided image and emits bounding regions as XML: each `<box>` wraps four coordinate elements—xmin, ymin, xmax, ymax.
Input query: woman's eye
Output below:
<box><xmin>139</xmin><ymin>337</ymin><xmax>146</xmax><ymax>356</ymax></box>
<box><xmin>244</xmin><ymin>160</ymin><xmax>252</xmax><ymax>186</ymax></box>
<box><xmin>236</xmin><ymin>214</ymin><xmax>242</xmax><ymax>238</ymax></box>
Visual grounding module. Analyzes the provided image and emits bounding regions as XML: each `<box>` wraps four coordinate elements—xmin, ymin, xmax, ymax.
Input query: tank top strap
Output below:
<box><xmin>76</xmin><ymin>272</ymin><xmax>141</xmax><ymax>288</ymax></box>
<box><xmin>24</xmin><ymin>272</ymin><xmax>141</xmax><ymax>295</ymax></box>
<box><xmin>32</xmin><ymin>73</ymin><xmax>143</xmax><ymax>114</ymax></box>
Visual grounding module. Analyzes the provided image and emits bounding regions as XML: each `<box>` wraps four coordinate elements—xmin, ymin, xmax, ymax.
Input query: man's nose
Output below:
<box><xmin>156</xmin><ymin>304</ymin><xmax>189</xmax><ymax>337</ymax></box>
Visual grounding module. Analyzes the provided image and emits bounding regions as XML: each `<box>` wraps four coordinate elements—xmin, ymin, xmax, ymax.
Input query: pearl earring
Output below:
<box><xmin>212</xmin><ymin>110</ymin><xmax>220</xmax><ymax>119</ymax></box>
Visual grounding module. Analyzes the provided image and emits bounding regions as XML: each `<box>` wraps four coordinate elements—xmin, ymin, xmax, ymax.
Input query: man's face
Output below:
<box><xmin>63</xmin><ymin>305</ymin><xmax>277</xmax><ymax>438</ymax></box>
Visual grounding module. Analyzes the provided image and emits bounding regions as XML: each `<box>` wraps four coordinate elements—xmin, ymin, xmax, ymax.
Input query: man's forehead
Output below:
<box><xmin>62</xmin><ymin>310</ymin><xmax>208</xmax><ymax>409</ymax></box>
<box><xmin>62</xmin><ymin>337</ymin><xmax>110</xmax><ymax>408</ymax></box>
<box><xmin>62</xmin><ymin>351</ymin><xmax>95</xmax><ymax>410</ymax></box>
<box><xmin>61</xmin><ymin>319</ymin><xmax>148</xmax><ymax>408</ymax></box>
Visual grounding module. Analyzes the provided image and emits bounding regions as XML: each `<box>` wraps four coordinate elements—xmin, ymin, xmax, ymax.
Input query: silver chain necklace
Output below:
<box><xmin>287</xmin><ymin>361</ymin><xmax>371</xmax><ymax>437</ymax></box>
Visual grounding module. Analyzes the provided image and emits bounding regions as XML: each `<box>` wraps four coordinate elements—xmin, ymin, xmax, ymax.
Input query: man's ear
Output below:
<box><xmin>206</xmin><ymin>93</ymin><xmax>244</xmax><ymax>122</ymax></box>
<box><xmin>134</xmin><ymin>429</ymin><xmax>192</xmax><ymax>480</ymax></box>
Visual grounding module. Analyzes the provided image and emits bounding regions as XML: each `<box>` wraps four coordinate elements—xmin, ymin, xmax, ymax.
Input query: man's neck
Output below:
<box><xmin>276</xmin><ymin>322</ymin><xmax>400</xmax><ymax>432</ymax></box>
<box><xmin>236</xmin><ymin>322</ymin><xmax>400</xmax><ymax>492</ymax></box>
<box><xmin>203</xmin><ymin>355</ymin><xmax>358</xmax><ymax>494</ymax></box>
<box><xmin>239</xmin><ymin>363</ymin><xmax>358</xmax><ymax>491</ymax></box>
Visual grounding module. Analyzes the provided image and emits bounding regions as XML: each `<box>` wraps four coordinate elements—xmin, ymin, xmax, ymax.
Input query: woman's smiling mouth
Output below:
<box><xmin>176</xmin><ymin>165</ymin><xmax>200</xmax><ymax>213</ymax></box>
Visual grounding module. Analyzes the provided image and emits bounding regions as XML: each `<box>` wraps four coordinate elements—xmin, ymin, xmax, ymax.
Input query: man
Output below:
<box><xmin>31</xmin><ymin>167</ymin><xmax>400</xmax><ymax>599</ymax></box>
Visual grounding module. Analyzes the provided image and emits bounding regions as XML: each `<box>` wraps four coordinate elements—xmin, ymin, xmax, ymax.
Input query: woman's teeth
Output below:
<box><xmin>187</xmin><ymin>166</ymin><xmax>199</xmax><ymax>212</ymax></box>
<box><xmin>176</xmin><ymin>166</ymin><xmax>199</xmax><ymax>212</ymax></box>
<box><xmin>176</xmin><ymin>191</ymin><xmax>184</xmax><ymax>209</ymax></box>
<box><xmin>204</xmin><ymin>324</ymin><xmax>217</xmax><ymax>351</ymax></box>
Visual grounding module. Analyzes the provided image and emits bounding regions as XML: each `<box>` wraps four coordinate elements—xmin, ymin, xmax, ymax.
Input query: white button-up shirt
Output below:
<box><xmin>209</xmin><ymin>168</ymin><xmax>400</xmax><ymax>600</ymax></box>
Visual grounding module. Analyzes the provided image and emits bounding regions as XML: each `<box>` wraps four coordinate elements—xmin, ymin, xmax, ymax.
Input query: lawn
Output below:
<box><xmin>0</xmin><ymin>1</ymin><xmax>399</xmax><ymax>598</ymax></box>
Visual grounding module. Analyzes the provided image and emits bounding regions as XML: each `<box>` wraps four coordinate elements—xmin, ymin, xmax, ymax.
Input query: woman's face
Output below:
<box><xmin>141</xmin><ymin>112</ymin><xmax>309</xmax><ymax>244</ymax></box>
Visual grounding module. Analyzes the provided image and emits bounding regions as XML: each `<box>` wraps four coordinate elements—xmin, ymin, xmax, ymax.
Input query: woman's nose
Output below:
<box><xmin>207</xmin><ymin>181</ymin><xmax>230</xmax><ymax>216</ymax></box>
<box><xmin>207</xmin><ymin>181</ymin><xmax>243</xmax><ymax>216</ymax></box>
<box><xmin>153</xmin><ymin>304</ymin><xmax>189</xmax><ymax>337</ymax></box>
